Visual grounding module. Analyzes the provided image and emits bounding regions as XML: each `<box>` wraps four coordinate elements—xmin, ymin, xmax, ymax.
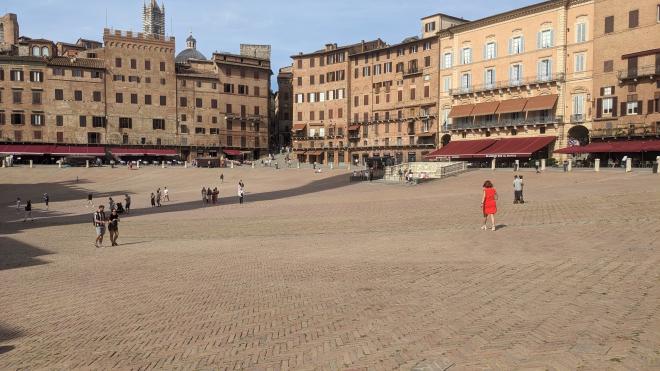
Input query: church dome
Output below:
<box><xmin>176</xmin><ymin>32</ymin><xmax>207</xmax><ymax>64</ymax></box>
<box><xmin>176</xmin><ymin>48</ymin><xmax>207</xmax><ymax>63</ymax></box>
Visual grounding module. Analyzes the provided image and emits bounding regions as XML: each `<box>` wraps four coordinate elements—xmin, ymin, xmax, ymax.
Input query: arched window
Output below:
<box><xmin>32</xmin><ymin>46</ymin><xmax>41</xmax><ymax>56</ymax></box>
<box><xmin>42</xmin><ymin>47</ymin><xmax>50</xmax><ymax>57</ymax></box>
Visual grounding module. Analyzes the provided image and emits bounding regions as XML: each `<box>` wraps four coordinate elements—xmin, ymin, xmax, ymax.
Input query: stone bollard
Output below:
<box><xmin>657</xmin><ymin>156</ymin><xmax>660</xmax><ymax>175</ymax></box>
<box><xmin>594</xmin><ymin>158</ymin><xmax>600</xmax><ymax>172</ymax></box>
<box><xmin>29</xmin><ymin>160</ymin><xmax>33</xmax><ymax>168</ymax></box>
<box><xmin>252</xmin><ymin>162</ymin><xmax>255</xmax><ymax>169</ymax></box>
<box><xmin>137</xmin><ymin>161</ymin><xmax>140</xmax><ymax>169</ymax></box>
<box><xmin>330</xmin><ymin>163</ymin><xmax>334</xmax><ymax>170</ymax></box>
<box><xmin>491</xmin><ymin>158</ymin><xmax>496</xmax><ymax>170</ymax></box>
<box><xmin>184</xmin><ymin>161</ymin><xmax>188</xmax><ymax>168</ymax></box>
<box><xmin>297</xmin><ymin>162</ymin><xmax>301</xmax><ymax>169</ymax></box>
<box><xmin>567</xmin><ymin>159</ymin><xmax>573</xmax><ymax>172</ymax></box>
<box><xmin>230</xmin><ymin>162</ymin><xmax>234</xmax><ymax>169</ymax></box>
<box><xmin>161</xmin><ymin>161</ymin><xmax>165</xmax><ymax>169</ymax></box>
<box><xmin>1</xmin><ymin>160</ymin><xmax>5</xmax><ymax>168</ymax></box>
<box><xmin>541</xmin><ymin>159</ymin><xmax>546</xmax><ymax>171</ymax></box>
<box><xmin>626</xmin><ymin>157</ymin><xmax>632</xmax><ymax>172</ymax></box>
<box><xmin>86</xmin><ymin>160</ymin><xmax>89</xmax><ymax>168</ymax></box>
<box><xmin>58</xmin><ymin>161</ymin><xmax>62</xmax><ymax>169</ymax></box>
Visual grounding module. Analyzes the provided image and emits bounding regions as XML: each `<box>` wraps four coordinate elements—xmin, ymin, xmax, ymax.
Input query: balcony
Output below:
<box><xmin>403</xmin><ymin>67</ymin><xmax>422</xmax><ymax>78</ymax></box>
<box><xmin>591</xmin><ymin>123</ymin><xmax>659</xmax><ymax>138</ymax></box>
<box><xmin>450</xmin><ymin>115</ymin><xmax>562</xmax><ymax>131</ymax></box>
<box><xmin>570</xmin><ymin>114</ymin><xmax>585</xmax><ymax>123</ymax></box>
<box><xmin>617</xmin><ymin>65</ymin><xmax>660</xmax><ymax>81</ymax></box>
<box><xmin>450</xmin><ymin>73</ymin><xmax>565</xmax><ymax>96</ymax></box>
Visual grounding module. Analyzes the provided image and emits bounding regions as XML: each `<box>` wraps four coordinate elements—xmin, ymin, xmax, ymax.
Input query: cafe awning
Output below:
<box><xmin>424</xmin><ymin>139</ymin><xmax>497</xmax><ymax>159</ymax></box>
<box><xmin>111</xmin><ymin>148</ymin><xmax>178</xmax><ymax>156</ymax></box>
<box><xmin>472</xmin><ymin>102</ymin><xmax>500</xmax><ymax>116</ymax></box>
<box><xmin>417</xmin><ymin>132</ymin><xmax>436</xmax><ymax>137</ymax></box>
<box><xmin>555</xmin><ymin>140</ymin><xmax>660</xmax><ymax>154</ymax></box>
<box><xmin>223</xmin><ymin>149</ymin><xmax>242</xmax><ymax>156</ymax></box>
<box><xmin>448</xmin><ymin>104</ymin><xmax>475</xmax><ymax>118</ymax></box>
<box><xmin>348</xmin><ymin>125</ymin><xmax>360</xmax><ymax>131</ymax></box>
<box><xmin>496</xmin><ymin>98</ymin><xmax>528</xmax><ymax>114</ymax></box>
<box><xmin>478</xmin><ymin>136</ymin><xmax>556</xmax><ymax>158</ymax></box>
<box><xmin>292</xmin><ymin>123</ymin><xmax>306</xmax><ymax>131</ymax></box>
<box><xmin>525</xmin><ymin>94</ymin><xmax>558</xmax><ymax>112</ymax></box>
<box><xmin>0</xmin><ymin>144</ymin><xmax>55</xmax><ymax>154</ymax></box>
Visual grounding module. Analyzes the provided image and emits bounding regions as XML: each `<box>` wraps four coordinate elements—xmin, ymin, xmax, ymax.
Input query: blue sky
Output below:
<box><xmin>3</xmin><ymin>0</ymin><xmax>539</xmax><ymax>88</ymax></box>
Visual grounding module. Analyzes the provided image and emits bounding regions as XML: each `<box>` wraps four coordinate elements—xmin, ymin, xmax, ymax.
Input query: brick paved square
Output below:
<box><xmin>1</xmin><ymin>167</ymin><xmax>659</xmax><ymax>370</ymax></box>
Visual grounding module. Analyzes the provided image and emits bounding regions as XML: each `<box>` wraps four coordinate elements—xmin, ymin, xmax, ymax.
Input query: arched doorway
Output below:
<box><xmin>567</xmin><ymin>125</ymin><xmax>589</xmax><ymax>146</ymax></box>
<box><xmin>441</xmin><ymin>134</ymin><xmax>451</xmax><ymax>147</ymax></box>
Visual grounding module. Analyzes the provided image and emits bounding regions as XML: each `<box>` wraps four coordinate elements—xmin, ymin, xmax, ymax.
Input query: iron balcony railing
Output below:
<box><xmin>450</xmin><ymin>72</ymin><xmax>565</xmax><ymax>96</ymax></box>
<box><xmin>617</xmin><ymin>65</ymin><xmax>660</xmax><ymax>80</ymax></box>
<box><xmin>591</xmin><ymin>123</ymin><xmax>658</xmax><ymax>138</ymax></box>
<box><xmin>450</xmin><ymin>115</ymin><xmax>562</xmax><ymax>131</ymax></box>
<box><xmin>570</xmin><ymin>114</ymin><xmax>585</xmax><ymax>123</ymax></box>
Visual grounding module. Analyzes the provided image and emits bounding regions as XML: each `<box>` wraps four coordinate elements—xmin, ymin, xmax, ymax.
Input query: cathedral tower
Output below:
<box><xmin>143</xmin><ymin>0</ymin><xmax>165</xmax><ymax>36</ymax></box>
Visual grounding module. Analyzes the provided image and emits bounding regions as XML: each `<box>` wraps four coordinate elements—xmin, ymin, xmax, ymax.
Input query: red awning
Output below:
<box><xmin>525</xmin><ymin>95</ymin><xmax>558</xmax><ymax>112</ymax></box>
<box><xmin>448</xmin><ymin>104</ymin><xmax>475</xmax><ymax>118</ymax></box>
<box><xmin>348</xmin><ymin>125</ymin><xmax>360</xmax><ymax>131</ymax></box>
<box><xmin>111</xmin><ymin>148</ymin><xmax>177</xmax><ymax>156</ymax></box>
<box><xmin>292</xmin><ymin>123</ymin><xmax>306</xmax><ymax>131</ymax></box>
<box><xmin>472</xmin><ymin>102</ymin><xmax>500</xmax><ymax>116</ymax></box>
<box><xmin>0</xmin><ymin>144</ymin><xmax>55</xmax><ymax>154</ymax></box>
<box><xmin>223</xmin><ymin>149</ymin><xmax>242</xmax><ymax>156</ymax></box>
<box><xmin>478</xmin><ymin>136</ymin><xmax>556</xmax><ymax>158</ymax></box>
<box><xmin>555</xmin><ymin>140</ymin><xmax>660</xmax><ymax>154</ymax></box>
<box><xmin>424</xmin><ymin>139</ymin><xmax>497</xmax><ymax>159</ymax></box>
<box><xmin>51</xmin><ymin>146</ymin><xmax>105</xmax><ymax>156</ymax></box>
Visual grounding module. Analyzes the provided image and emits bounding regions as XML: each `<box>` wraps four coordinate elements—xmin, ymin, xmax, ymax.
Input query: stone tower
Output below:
<box><xmin>0</xmin><ymin>13</ymin><xmax>20</xmax><ymax>48</ymax></box>
<box><xmin>143</xmin><ymin>0</ymin><xmax>165</xmax><ymax>36</ymax></box>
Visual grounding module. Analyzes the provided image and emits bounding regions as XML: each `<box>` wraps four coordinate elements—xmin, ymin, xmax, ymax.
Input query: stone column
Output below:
<box><xmin>58</xmin><ymin>161</ymin><xmax>62</xmax><ymax>169</ymax></box>
<box><xmin>541</xmin><ymin>159</ymin><xmax>546</xmax><ymax>171</ymax></box>
<box><xmin>297</xmin><ymin>162</ymin><xmax>300</xmax><ymax>169</ymax></box>
<box><xmin>161</xmin><ymin>161</ymin><xmax>165</xmax><ymax>169</ymax></box>
<box><xmin>137</xmin><ymin>161</ymin><xmax>140</xmax><ymax>169</ymax></box>
<box><xmin>626</xmin><ymin>157</ymin><xmax>632</xmax><ymax>172</ymax></box>
<box><xmin>594</xmin><ymin>158</ymin><xmax>600</xmax><ymax>172</ymax></box>
<box><xmin>230</xmin><ymin>161</ymin><xmax>234</xmax><ymax>169</ymax></box>
<box><xmin>567</xmin><ymin>159</ymin><xmax>572</xmax><ymax>172</ymax></box>
<box><xmin>251</xmin><ymin>162</ymin><xmax>255</xmax><ymax>169</ymax></box>
<box><xmin>330</xmin><ymin>163</ymin><xmax>334</xmax><ymax>170</ymax></box>
<box><xmin>29</xmin><ymin>160</ymin><xmax>33</xmax><ymax>168</ymax></box>
<box><xmin>491</xmin><ymin>158</ymin><xmax>496</xmax><ymax>170</ymax></box>
<box><xmin>86</xmin><ymin>160</ymin><xmax>89</xmax><ymax>168</ymax></box>
<box><xmin>184</xmin><ymin>161</ymin><xmax>188</xmax><ymax>168</ymax></box>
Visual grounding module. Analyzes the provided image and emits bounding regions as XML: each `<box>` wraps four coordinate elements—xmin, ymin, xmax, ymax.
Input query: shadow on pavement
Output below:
<box><xmin>0</xmin><ymin>237</ymin><xmax>53</xmax><ymax>271</ymax></box>
<box><xmin>0</xmin><ymin>173</ymin><xmax>355</xmax><ymax>236</ymax></box>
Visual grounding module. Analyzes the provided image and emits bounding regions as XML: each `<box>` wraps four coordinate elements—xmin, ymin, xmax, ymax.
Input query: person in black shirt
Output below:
<box><xmin>23</xmin><ymin>200</ymin><xmax>33</xmax><ymax>222</ymax></box>
<box><xmin>124</xmin><ymin>194</ymin><xmax>131</xmax><ymax>214</ymax></box>
<box><xmin>94</xmin><ymin>205</ymin><xmax>106</xmax><ymax>248</ymax></box>
<box><xmin>108</xmin><ymin>209</ymin><xmax>120</xmax><ymax>246</ymax></box>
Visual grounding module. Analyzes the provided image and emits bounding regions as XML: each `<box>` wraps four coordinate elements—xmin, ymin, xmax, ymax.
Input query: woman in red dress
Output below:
<box><xmin>481</xmin><ymin>180</ymin><xmax>498</xmax><ymax>231</ymax></box>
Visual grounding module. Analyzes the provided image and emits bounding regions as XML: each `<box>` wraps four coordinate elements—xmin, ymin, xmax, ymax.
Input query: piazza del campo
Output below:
<box><xmin>1</xmin><ymin>1</ymin><xmax>660</xmax><ymax>370</ymax></box>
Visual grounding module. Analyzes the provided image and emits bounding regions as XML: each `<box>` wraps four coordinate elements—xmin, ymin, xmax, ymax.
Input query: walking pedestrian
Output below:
<box><xmin>481</xmin><ymin>180</ymin><xmax>498</xmax><ymax>231</ymax></box>
<box><xmin>43</xmin><ymin>193</ymin><xmax>49</xmax><ymax>210</ymax></box>
<box><xmin>519</xmin><ymin>176</ymin><xmax>525</xmax><ymax>203</ymax></box>
<box><xmin>108</xmin><ymin>197</ymin><xmax>115</xmax><ymax>211</ymax></box>
<box><xmin>16</xmin><ymin>197</ymin><xmax>21</xmax><ymax>212</ymax></box>
<box><xmin>513</xmin><ymin>175</ymin><xmax>523</xmax><ymax>204</ymax></box>
<box><xmin>93</xmin><ymin>205</ymin><xmax>106</xmax><ymax>248</ymax></box>
<box><xmin>206</xmin><ymin>187</ymin><xmax>212</xmax><ymax>204</ymax></box>
<box><xmin>108</xmin><ymin>208</ymin><xmax>120</xmax><ymax>246</ymax></box>
<box><xmin>23</xmin><ymin>200</ymin><xmax>33</xmax><ymax>222</ymax></box>
<box><xmin>201</xmin><ymin>187</ymin><xmax>207</xmax><ymax>205</ymax></box>
<box><xmin>238</xmin><ymin>181</ymin><xmax>245</xmax><ymax>204</ymax></box>
<box><xmin>156</xmin><ymin>188</ymin><xmax>162</xmax><ymax>207</ymax></box>
<box><xmin>87</xmin><ymin>193</ymin><xmax>94</xmax><ymax>207</ymax></box>
<box><xmin>563</xmin><ymin>160</ymin><xmax>568</xmax><ymax>172</ymax></box>
<box><xmin>124</xmin><ymin>194</ymin><xmax>131</xmax><ymax>214</ymax></box>
<box><xmin>212</xmin><ymin>187</ymin><xmax>218</xmax><ymax>204</ymax></box>
<box><xmin>220</xmin><ymin>173</ymin><xmax>224</xmax><ymax>183</ymax></box>
<box><xmin>164</xmin><ymin>187</ymin><xmax>170</xmax><ymax>202</ymax></box>
<box><xmin>535</xmin><ymin>160</ymin><xmax>540</xmax><ymax>173</ymax></box>
<box><xmin>150</xmin><ymin>192</ymin><xmax>156</xmax><ymax>207</ymax></box>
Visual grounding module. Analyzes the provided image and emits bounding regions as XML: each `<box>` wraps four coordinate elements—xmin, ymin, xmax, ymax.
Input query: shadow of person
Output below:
<box><xmin>0</xmin><ymin>345</ymin><xmax>15</xmax><ymax>355</ymax></box>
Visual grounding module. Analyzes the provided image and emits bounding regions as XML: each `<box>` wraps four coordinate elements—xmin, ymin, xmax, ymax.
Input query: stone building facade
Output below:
<box><xmin>291</xmin><ymin>40</ymin><xmax>385</xmax><ymax>165</ymax></box>
<box><xmin>274</xmin><ymin>65</ymin><xmax>293</xmax><ymax>148</ymax></box>
<box><xmin>0</xmin><ymin>9</ymin><xmax>271</xmax><ymax>161</ymax></box>
<box><xmin>290</xmin><ymin>0</ymin><xmax>637</xmax><ymax>164</ymax></box>
<box><xmin>591</xmin><ymin>0</ymin><xmax>660</xmax><ymax>141</ymax></box>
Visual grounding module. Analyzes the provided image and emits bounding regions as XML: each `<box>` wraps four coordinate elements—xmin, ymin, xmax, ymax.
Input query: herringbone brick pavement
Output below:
<box><xmin>0</xmin><ymin>167</ymin><xmax>659</xmax><ymax>370</ymax></box>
